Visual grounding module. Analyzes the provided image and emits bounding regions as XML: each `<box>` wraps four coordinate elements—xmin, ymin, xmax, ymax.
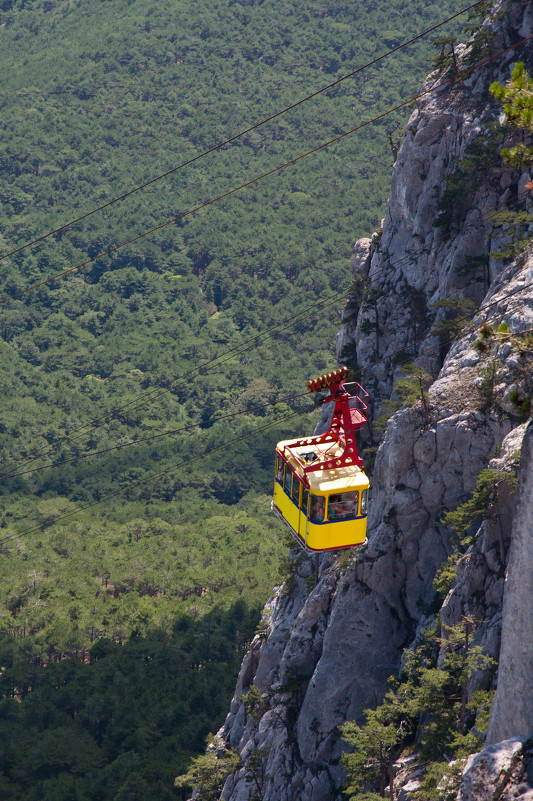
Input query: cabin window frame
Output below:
<box><xmin>302</xmin><ymin>487</ymin><xmax>309</xmax><ymax>516</ymax></box>
<box><xmin>275</xmin><ymin>455</ymin><xmax>284</xmax><ymax>484</ymax></box>
<box><xmin>308</xmin><ymin>493</ymin><xmax>326</xmax><ymax>523</ymax></box>
<box><xmin>326</xmin><ymin>491</ymin><xmax>359</xmax><ymax>521</ymax></box>
<box><xmin>361</xmin><ymin>488</ymin><xmax>368</xmax><ymax>515</ymax></box>
<box><xmin>291</xmin><ymin>475</ymin><xmax>301</xmax><ymax>505</ymax></box>
<box><xmin>284</xmin><ymin>465</ymin><xmax>292</xmax><ymax>495</ymax></box>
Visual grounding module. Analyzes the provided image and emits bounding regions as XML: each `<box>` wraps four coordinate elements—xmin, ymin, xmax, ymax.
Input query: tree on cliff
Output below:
<box><xmin>490</xmin><ymin>62</ymin><xmax>533</xmax><ymax>168</ymax></box>
<box><xmin>489</xmin><ymin>63</ymin><xmax>533</xmax><ymax>258</ymax></box>
<box><xmin>174</xmin><ymin>736</ymin><xmax>241</xmax><ymax>801</ymax></box>
<box><xmin>341</xmin><ymin>618</ymin><xmax>494</xmax><ymax>801</ymax></box>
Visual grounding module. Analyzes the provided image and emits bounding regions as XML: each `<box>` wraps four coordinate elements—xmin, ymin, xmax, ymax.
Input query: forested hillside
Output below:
<box><xmin>208</xmin><ymin>2</ymin><xmax>533</xmax><ymax>797</ymax></box>
<box><xmin>0</xmin><ymin>0</ymin><xmax>475</xmax><ymax>796</ymax></box>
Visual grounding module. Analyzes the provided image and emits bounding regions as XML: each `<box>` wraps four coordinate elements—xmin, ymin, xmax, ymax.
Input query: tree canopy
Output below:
<box><xmin>0</xmin><ymin>0</ymin><xmax>473</xmax><ymax>795</ymax></box>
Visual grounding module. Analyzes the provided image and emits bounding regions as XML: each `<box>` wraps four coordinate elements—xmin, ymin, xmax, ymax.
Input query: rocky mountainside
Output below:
<box><xmin>215</xmin><ymin>3</ymin><xmax>533</xmax><ymax>799</ymax></box>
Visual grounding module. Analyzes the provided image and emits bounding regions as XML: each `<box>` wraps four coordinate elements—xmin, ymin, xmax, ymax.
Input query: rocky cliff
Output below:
<box><xmin>216</xmin><ymin>2</ymin><xmax>533</xmax><ymax>799</ymax></box>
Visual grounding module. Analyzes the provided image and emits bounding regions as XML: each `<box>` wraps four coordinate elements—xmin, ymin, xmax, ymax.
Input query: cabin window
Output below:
<box><xmin>284</xmin><ymin>466</ymin><xmax>292</xmax><ymax>495</ymax></box>
<box><xmin>302</xmin><ymin>487</ymin><xmax>309</xmax><ymax>515</ymax></box>
<box><xmin>291</xmin><ymin>476</ymin><xmax>300</xmax><ymax>505</ymax></box>
<box><xmin>309</xmin><ymin>494</ymin><xmax>325</xmax><ymax>523</ymax></box>
<box><xmin>361</xmin><ymin>488</ymin><xmax>368</xmax><ymax>514</ymax></box>
<box><xmin>276</xmin><ymin>456</ymin><xmax>284</xmax><ymax>483</ymax></box>
<box><xmin>327</xmin><ymin>491</ymin><xmax>359</xmax><ymax>520</ymax></box>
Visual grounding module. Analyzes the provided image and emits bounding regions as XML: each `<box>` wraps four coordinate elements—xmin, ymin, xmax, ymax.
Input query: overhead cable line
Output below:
<box><xmin>2</xmin><ymin>36</ymin><xmax>531</xmax><ymax>480</ymax></box>
<box><xmin>2</xmin><ymin>33</ymin><xmax>532</xmax><ymax>307</ymax></box>
<box><xmin>8</xmin><ymin>260</ymin><xmax>533</xmax><ymax>541</ymax></box>
<box><xmin>0</xmin><ymin>0</ymin><xmax>488</xmax><ymax>264</ymax></box>
<box><xmin>6</xmin><ymin>255</ymin><xmax>533</xmax><ymax>485</ymax></box>
<box><xmin>4</xmin><ymin>391</ymin><xmax>311</xmax><ymax>479</ymax></box>
<box><xmin>6</xmin><ymin>192</ymin><xmax>531</xmax><ymax>475</ymax></box>
<box><xmin>1</xmin><ymin>286</ymin><xmax>353</xmax><ymax>475</ymax></box>
<box><xmin>0</xmin><ymin>237</ymin><xmax>433</xmax><ymax>471</ymax></box>
<box><xmin>6</xmin><ymin>407</ymin><xmax>309</xmax><ymax>543</ymax></box>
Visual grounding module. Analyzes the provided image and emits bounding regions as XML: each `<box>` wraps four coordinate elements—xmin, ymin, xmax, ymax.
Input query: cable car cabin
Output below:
<box><xmin>273</xmin><ymin>442</ymin><xmax>369</xmax><ymax>552</ymax></box>
<box><xmin>271</xmin><ymin>367</ymin><xmax>369</xmax><ymax>552</ymax></box>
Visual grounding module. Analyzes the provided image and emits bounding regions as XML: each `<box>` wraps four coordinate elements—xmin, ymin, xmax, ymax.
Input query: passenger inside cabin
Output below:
<box><xmin>327</xmin><ymin>491</ymin><xmax>358</xmax><ymax>520</ymax></box>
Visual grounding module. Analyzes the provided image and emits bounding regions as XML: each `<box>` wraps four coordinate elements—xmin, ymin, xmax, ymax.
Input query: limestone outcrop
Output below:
<box><xmin>337</xmin><ymin>0</ymin><xmax>533</xmax><ymax>401</ymax></box>
<box><xmin>216</xmin><ymin>3</ymin><xmax>533</xmax><ymax>799</ymax></box>
<box><xmin>458</xmin><ymin>736</ymin><xmax>533</xmax><ymax>801</ymax></box>
<box><xmin>486</xmin><ymin>420</ymin><xmax>533</xmax><ymax>745</ymax></box>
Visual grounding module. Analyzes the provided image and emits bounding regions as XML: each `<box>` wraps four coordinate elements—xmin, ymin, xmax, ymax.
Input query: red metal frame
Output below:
<box><xmin>280</xmin><ymin>371</ymin><xmax>368</xmax><ymax>477</ymax></box>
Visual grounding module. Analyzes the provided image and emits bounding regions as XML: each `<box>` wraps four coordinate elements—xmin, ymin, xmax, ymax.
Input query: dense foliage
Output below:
<box><xmin>341</xmin><ymin>618</ymin><xmax>495</xmax><ymax>801</ymax></box>
<box><xmin>0</xmin><ymin>0</ymin><xmax>474</xmax><ymax>796</ymax></box>
<box><xmin>491</xmin><ymin>62</ymin><xmax>533</xmax><ymax>167</ymax></box>
<box><xmin>0</xmin><ymin>602</ymin><xmax>258</xmax><ymax>801</ymax></box>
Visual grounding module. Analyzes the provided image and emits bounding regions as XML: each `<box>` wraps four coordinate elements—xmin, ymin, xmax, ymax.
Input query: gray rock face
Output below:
<box><xmin>487</xmin><ymin>421</ymin><xmax>533</xmax><ymax>744</ymax></box>
<box><xmin>337</xmin><ymin>0</ymin><xmax>533</xmax><ymax>404</ymax></box>
<box><xmin>216</xmin><ymin>3</ymin><xmax>533</xmax><ymax>799</ymax></box>
<box><xmin>457</xmin><ymin>736</ymin><xmax>533</xmax><ymax>801</ymax></box>
<box><xmin>336</xmin><ymin>237</ymin><xmax>374</xmax><ymax>365</ymax></box>
<box><xmin>218</xmin><ymin>265</ymin><xmax>533</xmax><ymax>801</ymax></box>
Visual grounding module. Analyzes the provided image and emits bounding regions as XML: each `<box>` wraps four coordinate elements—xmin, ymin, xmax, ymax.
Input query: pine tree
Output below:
<box><xmin>490</xmin><ymin>63</ymin><xmax>533</xmax><ymax>167</ymax></box>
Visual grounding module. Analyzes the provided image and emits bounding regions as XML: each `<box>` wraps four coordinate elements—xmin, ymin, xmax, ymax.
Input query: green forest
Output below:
<box><xmin>0</xmin><ymin>0</ymin><xmax>476</xmax><ymax>796</ymax></box>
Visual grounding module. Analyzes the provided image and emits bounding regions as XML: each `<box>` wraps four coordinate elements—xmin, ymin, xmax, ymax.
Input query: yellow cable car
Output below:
<box><xmin>272</xmin><ymin>367</ymin><xmax>369</xmax><ymax>552</ymax></box>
